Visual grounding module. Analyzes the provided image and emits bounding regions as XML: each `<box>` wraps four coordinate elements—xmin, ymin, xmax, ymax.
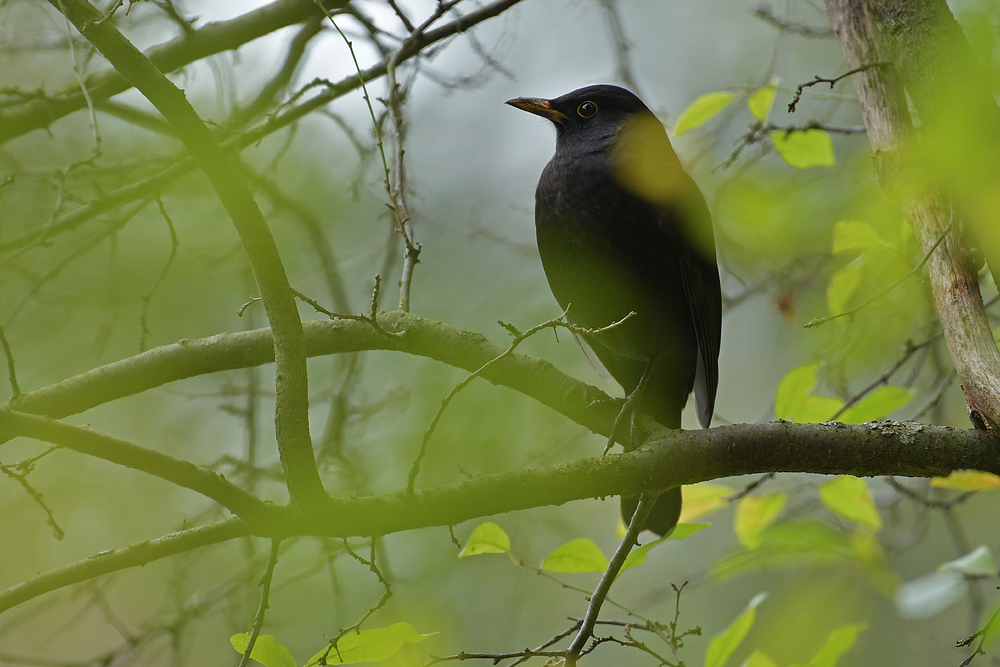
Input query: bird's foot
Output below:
<box><xmin>602</xmin><ymin>392</ymin><xmax>640</xmax><ymax>455</ymax></box>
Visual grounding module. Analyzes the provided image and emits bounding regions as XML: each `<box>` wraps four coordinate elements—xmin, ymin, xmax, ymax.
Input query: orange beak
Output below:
<box><xmin>506</xmin><ymin>97</ymin><xmax>567</xmax><ymax>123</ymax></box>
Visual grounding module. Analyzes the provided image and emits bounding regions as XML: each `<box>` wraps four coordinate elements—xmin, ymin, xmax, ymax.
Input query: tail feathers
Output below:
<box><xmin>621</xmin><ymin>486</ymin><xmax>682</xmax><ymax>536</ymax></box>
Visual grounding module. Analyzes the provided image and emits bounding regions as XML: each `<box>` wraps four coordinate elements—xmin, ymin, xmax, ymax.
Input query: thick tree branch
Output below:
<box><xmin>0</xmin><ymin>0</ymin><xmax>331</xmax><ymax>143</ymax></box>
<box><xmin>822</xmin><ymin>0</ymin><xmax>1000</xmax><ymax>434</ymax></box>
<box><xmin>50</xmin><ymin>0</ymin><xmax>325</xmax><ymax>503</ymax></box>
<box><xmin>7</xmin><ymin>312</ymin><xmax>619</xmax><ymax>436</ymax></box>
<box><xmin>2</xmin><ymin>420</ymin><xmax>996</xmax><ymax>615</ymax></box>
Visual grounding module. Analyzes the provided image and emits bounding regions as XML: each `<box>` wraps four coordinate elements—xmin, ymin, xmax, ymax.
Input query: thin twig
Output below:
<box><xmin>725</xmin><ymin>473</ymin><xmax>775</xmax><ymax>502</ymax></box>
<box><xmin>406</xmin><ymin>309</ymin><xmax>635</xmax><ymax>493</ymax></box>
<box><xmin>788</xmin><ymin>62</ymin><xmax>891</xmax><ymax>113</ymax></box>
<box><xmin>565</xmin><ymin>494</ymin><xmax>656</xmax><ymax>664</ymax></box>
<box><xmin>912</xmin><ymin>370</ymin><xmax>956</xmax><ymax>419</ymax></box>
<box><xmin>385</xmin><ymin>2</ymin><xmax>462</xmax><ymax>311</ymax></box>
<box><xmin>238</xmin><ymin>539</ymin><xmax>282</xmax><ymax>667</ymax></box>
<box><xmin>317</xmin><ymin>540</ymin><xmax>393</xmax><ymax>664</ymax></box>
<box><xmin>138</xmin><ymin>197</ymin><xmax>180</xmax><ymax>351</ymax></box>
<box><xmin>753</xmin><ymin>5</ymin><xmax>834</xmax><ymax>37</ymax></box>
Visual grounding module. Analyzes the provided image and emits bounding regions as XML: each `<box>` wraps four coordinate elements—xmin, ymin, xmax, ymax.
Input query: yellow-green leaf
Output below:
<box><xmin>775</xmin><ymin>363</ymin><xmax>844</xmax><ymax>423</ymax></box>
<box><xmin>931</xmin><ymin>470</ymin><xmax>1000</xmax><ymax>490</ymax></box>
<box><xmin>304</xmin><ymin>623</ymin><xmax>436</xmax><ymax>666</ymax></box>
<box><xmin>459</xmin><ymin>522</ymin><xmax>510</xmax><ymax>557</ymax></box>
<box><xmin>826</xmin><ymin>256</ymin><xmax>865</xmax><ymax>314</ymax></box>
<box><xmin>619</xmin><ymin>523</ymin><xmax>710</xmax><ymax>575</ymax></box>
<box><xmin>742</xmin><ymin>650</ymin><xmax>779</xmax><ymax>667</ymax></box>
<box><xmin>832</xmin><ymin>219</ymin><xmax>885</xmax><ymax>255</ymax></box>
<box><xmin>230</xmin><ymin>634</ymin><xmax>297</xmax><ymax>667</ymax></box>
<box><xmin>704</xmin><ymin>593</ymin><xmax>768</xmax><ymax>667</ymax></box>
<box><xmin>747</xmin><ymin>86</ymin><xmax>776</xmax><ymax>122</ymax></box>
<box><xmin>735</xmin><ymin>493</ymin><xmax>787</xmax><ymax>549</ymax></box>
<box><xmin>680</xmin><ymin>484</ymin><xmax>733</xmax><ymax>522</ymax></box>
<box><xmin>801</xmin><ymin>623</ymin><xmax>867</xmax><ymax>667</ymax></box>
<box><xmin>675</xmin><ymin>91</ymin><xmax>735</xmax><ymax>136</ymax></box>
<box><xmin>819</xmin><ymin>476</ymin><xmax>881</xmax><ymax>531</ymax></box>
<box><xmin>838</xmin><ymin>385</ymin><xmax>915</xmax><ymax>424</ymax></box>
<box><xmin>775</xmin><ymin>362</ymin><xmax>820</xmax><ymax>420</ymax></box>
<box><xmin>772</xmin><ymin>128</ymin><xmax>836</xmax><ymax>168</ymax></box>
<box><xmin>541</xmin><ymin>538</ymin><xmax>608</xmax><ymax>573</ymax></box>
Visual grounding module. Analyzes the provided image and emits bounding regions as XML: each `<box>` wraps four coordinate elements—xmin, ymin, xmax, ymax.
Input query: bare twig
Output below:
<box><xmin>565</xmin><ymin>494</ymin><xmax>656</xmax><ymax>664</ymax></box>
<box><xmin>788</xmin><ymin>62</ymin><xmax>890</xmax><ymax>113</ymax></box>
<box><xmin>138</xmin><ymin>197</ymin><xmax>180</xmax><ymax>352</ymax></box>
<box><xmin>407</xmin><ymin>309</ymin><xmax>635</xmax><ymax>493</ymax></box>
<box><xmin>237</xmin><ymin>539</ymin><xmax>282</xmax><ymax>667</ymax></box>
<box><xmin>316</xmin><ymin>540</ymin><xmax>393</xmax><ymax>664</ymax></box>
<box><xmin>754</xmin><ymin>5</ymin><xmax>833</xmax><ymax>37</ymax></box>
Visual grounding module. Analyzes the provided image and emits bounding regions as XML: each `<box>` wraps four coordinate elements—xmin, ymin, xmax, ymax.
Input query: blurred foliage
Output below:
<box><xmin>1</xmin><ymin>1</ymin><xmax>1000</xmax><ymax>666</ymax></box>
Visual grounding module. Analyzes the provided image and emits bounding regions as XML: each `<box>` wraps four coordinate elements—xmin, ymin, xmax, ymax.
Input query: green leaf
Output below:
<box><xmin>775</xmin><ymin>362</ymin><xmax>819</xmax><ymax>420</ymax></box>
<box><xmin>742</xmin><ymin>650</ymin><xmax>778</xmax><ymax>667</ymax></box>
<box><xmin>826</xmin><ymin>256</ymin><xmax>866</xmax><ymax>314</ymax></box>
<box><xmin>838</xmin><ymin>385</ymin><xmax>915</xmax><ymax>423</ymax></box>
<box><xmin>940</xmin><ymin>545</ymin><xmax>997</xmax><ymax>576</ymax></box>
<box><xmin>459</xmin><ymin>522</ymin><xmax>510</xmax><ymax>557</ymax></box>
<box><xmin>774</xmin><ymin>363</ymin><xmax>843</xmax><ymax>423</ymax></box>
<box><xmin>747</xmin><ymin>86</ymin><xmax>776</xmax><ymax>122</ymax></box>
<box><xmin>680</xmin><ymin>484</ymin><xmax>733</xmax><ymax>522</ymax></box>
<box><xmin>831</xmin><ymin>219</ymin><xmax>885</xmax><ymax>255</ymax></box>
<box><xmin>230</xmin><ymin>634</ymin><xmax>297</xmax><ymax>667</ymax></box>
<box><xmin>931</xmin><ymin>470</ymin><xmax>1000</xmax><ymax>490</ymax></box>
<box><xmin>771</xmin><ymin>128</ymin><xmax>836</xmax><ymax>168</ymax></box>
<box><xmin>541</xmin><ymin>538</ymin><xmax>608</xmax><ymax>573</ymax></box>
<box><xmin>819</xmin><ymin>476</ymin><xmax>881</xmax><ymax>531</ymax></box>
<box><xmin>803</xmin><ymin>623</ymin><xmax>867</xmax><ymax>667</ymax></box>
<box><xmin>675</xmin><ymin>91</ymin><xmax>735</xmax><ymax>136</ymax></box>
<box><xmin>735</xmin><ymin>493</ymin><xmax>787</xmax><ymax>549</ymax></box>
<box><xmin>304</xmin><ymin>623</ymin><xmax>437</xmax><ymax>666</ymax></box>
<box><xmin>711</xmin><ymin>521</ymin><xmax>850</xmax><ymax>580</ymax></box>
<box><xmin>704</xmin><ymin>593</ymin><xmax>768</xmax><ymax>667</ymax></box>
<box><xmin>619</xmin><ymin>524</ymin><xmax>710</xmax><ymax>575</ymax></box>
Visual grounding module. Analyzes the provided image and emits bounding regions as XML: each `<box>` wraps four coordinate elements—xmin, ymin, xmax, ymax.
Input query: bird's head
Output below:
<box><xmin>507</xmin><ymin>85</ymin><xmax>688</xmax><ymax>207</ymax></box>
<box><xmin>506</xmin><ymin>84</ymin><xmax>653</xmax><ymax>148</ymax></box>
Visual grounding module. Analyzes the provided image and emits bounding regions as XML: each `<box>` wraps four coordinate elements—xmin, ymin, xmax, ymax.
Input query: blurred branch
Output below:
<box><xmin>228</xmin><ymin>15</ymin><xmax>324</xmax><ymax>129</ymax></box>
<box><xmin>0</xmin><ymin>0</ymin><xmax>526</xmax><ymax>257</ymax></box>
<box><xmin>0</xmin><ymin>0</ymin><xmax>330</xmax><ymax>144</ymax></box>
<box><xmin>0</xmin><ymin>324</ymin><xmax>20</xmax><ymax>398</ymax></box>
<box><xmin>0</xmin><ymin>408</ymin><xmax>269</xmax><ymax>520</ymax></box>
<box><xmin>596</xmin><ymin>0</ymin><xmax>640</xmax><ymax>94</ymax></box>
<box><xmin>754</xmin><ymin>5</ymin><xmax>834</xmax><ymax>37</ymax></box>
<box><xmin>0</xmin><ymin>518</ymin><xmax>250</xmax><ymax>614</ymax></box>
<box><xmin>50</xmin><ymin>0</ymin><xmax>325</xmax><ymax>504</ymax></box>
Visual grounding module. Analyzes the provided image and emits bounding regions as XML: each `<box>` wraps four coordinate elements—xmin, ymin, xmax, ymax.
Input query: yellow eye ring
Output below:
<box><xmin>577</xmin><ymin>101</ymin><xmax>598</xmax><ymax>117</ymax></box>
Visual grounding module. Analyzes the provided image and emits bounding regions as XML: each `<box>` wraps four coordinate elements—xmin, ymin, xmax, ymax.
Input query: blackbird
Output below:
<box><xmin>507</xmin><ymin>84</ymin><xmax>722</xmax><ymax>536</ymax></box>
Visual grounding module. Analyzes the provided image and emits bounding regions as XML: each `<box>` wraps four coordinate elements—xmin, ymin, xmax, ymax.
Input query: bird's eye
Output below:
<box><xmin>577</xmin><ymin>101</ymin><xmax>598</xmax><ymax>118</ymax></box>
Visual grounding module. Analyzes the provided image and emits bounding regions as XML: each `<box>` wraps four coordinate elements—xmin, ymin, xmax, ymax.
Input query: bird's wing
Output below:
<box><xmin>678</xmin><ymin>233</ymin><xmax>722</xmax><ymax>428</ymax></box>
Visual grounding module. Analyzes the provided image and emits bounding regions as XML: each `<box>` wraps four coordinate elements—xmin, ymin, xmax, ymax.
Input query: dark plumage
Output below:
<box><xmin>507</xmin><ymin>84</ymin><xmax>722</xmax><ymax>535</ymax></box>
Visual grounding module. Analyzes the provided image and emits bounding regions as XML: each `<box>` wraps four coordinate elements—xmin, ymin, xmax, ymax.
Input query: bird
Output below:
<box><xmin>506</xmin><ymin>84</ymin><xmax>722</xmax><ymax>536</ymax></box>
